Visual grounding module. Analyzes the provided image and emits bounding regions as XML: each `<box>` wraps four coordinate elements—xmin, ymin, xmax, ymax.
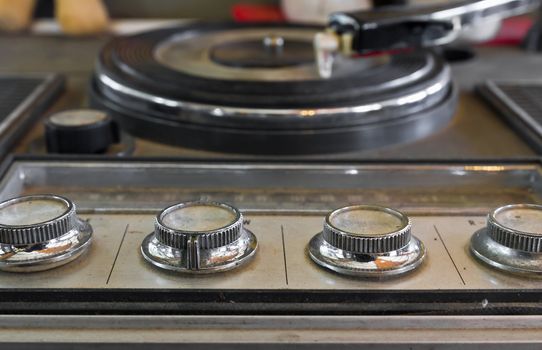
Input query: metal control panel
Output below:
<box><xmin>0</xmin><ymin>158</ymin><xmax>539</xmax><ymax>291</ymax></box>
<box><xmin>0</xmin><ymin>211</ymin><xmax>539</xmax><ymax>291</ymax></box>
<box><xmin>0</xmin><ymin>158</ymin><xmax>541</xmax><ymax>348</ymax></box>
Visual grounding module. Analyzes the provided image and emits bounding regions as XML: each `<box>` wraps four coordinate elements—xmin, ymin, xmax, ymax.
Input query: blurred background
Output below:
<box><xmin>30</xmin><ymin>0</ymin><xmax>440</xmax><ymax>21</ymax></box>
<box><xmin>34</xmin><ymin>0</ymin><xmax>276</xmax><ymax>19</ymax></box>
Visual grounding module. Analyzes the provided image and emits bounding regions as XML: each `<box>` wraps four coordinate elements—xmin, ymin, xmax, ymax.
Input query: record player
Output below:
<box><xmin>90</xmin><ymin>22</ymin><xmax>457</xmax><ymax>154</ymax></box>
<box><xmin>4</xmin><ymin>0</ymin><xmax>538</xmax><ymax>161</ymax></box>
<box><xmin>1</xmin><ymin>0</ymin><xmax>542</xmax><ymax>348</ymax></box>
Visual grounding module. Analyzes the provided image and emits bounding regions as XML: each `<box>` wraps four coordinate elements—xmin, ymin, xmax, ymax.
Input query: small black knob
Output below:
<box><xmin>45</xmin><ymin>109</ymin><xmax>120</xmax><ymax>154</ymax></box>
<box><xmin>372</xmin><ymin>0</ymin><xmax>408</xmax><ymax>8</ymax></box>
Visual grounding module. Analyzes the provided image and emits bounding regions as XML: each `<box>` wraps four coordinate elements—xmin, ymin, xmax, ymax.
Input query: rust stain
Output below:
<box><xmin>374</xmin><ymin>259</ymin><xmax>400</xmax><ymax>269</ymax></box>
<box><xmin>40</xmin><ymin>243</ymin><xmax>72</xmax><ymax>254</ymax></box>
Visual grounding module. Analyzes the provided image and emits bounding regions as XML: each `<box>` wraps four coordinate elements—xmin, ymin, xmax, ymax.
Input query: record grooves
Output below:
<box><xmin>91</xmin><ymin>23</ymin><xmax>457</xmax><ymax>154</ymax></box>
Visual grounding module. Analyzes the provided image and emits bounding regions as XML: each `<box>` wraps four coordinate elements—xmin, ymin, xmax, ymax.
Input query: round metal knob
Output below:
<box><xmin>488</xmin><ymin>204</ymin><xmax>542</xmax><ymax>252</ymax></box>
<box><xmin>309</xmin><ymin>205</ymin><xmax>425</xmax><ymax>277</ymax></box>
<box><xmin>0</xmin><ymin>194</ymin><xmax>93</xmax><ymax>272</ymax></box>
<box><xmin>471</xmin><ymin>204</ymin><xmax>542</xmax><ymax>275</ymax></box>
<box><xmin>323</xmin><ymin>205</ymin><xmax>411</xmax><ymax>254</ymax></box>
<box><xmin>154</xmin><ymin>202</ymin><xmax>243</xmax><ymax>250</ymax></box>
<box><xmin>141</xmin><ymin>201</ymin><xmax>257</xmax><ymax>273</ymax></box>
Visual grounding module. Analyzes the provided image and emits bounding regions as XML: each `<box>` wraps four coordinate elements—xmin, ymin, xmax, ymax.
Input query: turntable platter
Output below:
<box><xmin>153</xmin><ymin>27</ymin><xmax>386</xmax><ymax>81</ymax></box>
<box><xmin>90</xmin><ymin>23</ymin><xmax>457</xmax><ymax>154</ymax></box>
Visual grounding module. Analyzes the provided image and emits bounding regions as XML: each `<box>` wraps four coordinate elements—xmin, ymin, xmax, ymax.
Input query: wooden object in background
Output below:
<box><xmin>55</xmin><ymin>0</ymin><xmax>109</xmax><ymax>35</ymax></box>
<box><xmin>0</xmin><ymin>0</ymin><xmax>36</xmax><ymax>32</ymax></box>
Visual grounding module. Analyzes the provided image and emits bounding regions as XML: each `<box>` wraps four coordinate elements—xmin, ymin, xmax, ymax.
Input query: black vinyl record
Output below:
<box><xmin>90</xmin><ymin>22</ymin><xmax>457</xmax><ymax>154</ymax></box>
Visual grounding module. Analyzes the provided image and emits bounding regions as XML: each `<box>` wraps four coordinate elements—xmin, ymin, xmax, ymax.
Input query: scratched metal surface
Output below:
<box><xmin>1</xmin><ymin>160</ymin><xmax>541</xmax><ymax>215</ymax></box>
<box><xmin>0</xmin><ymin>160</ymin><xmax>539</xmax><ymax>289</ymax></box>
<box><xmin>0</xmin><ymin>212</ymin><xmax>536</xmax><ymax>290</ymax></box>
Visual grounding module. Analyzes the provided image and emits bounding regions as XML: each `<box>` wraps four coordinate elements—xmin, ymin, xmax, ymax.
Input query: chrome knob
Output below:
<box><xmin>141</xmin><ymin>201</ymin><xmax>257</xmax><ymax>273</ymax></box>
<box><xmin>309</xmin><ymin>205</ymin><xmax>425</xmax><ymax>277</ymax></box>
<box><xmin>487</xmin><ymin>204</ymin><xmax>542</xmax><ymax>252</ymax></box>
<box><xmin>0</xmin><ymin>194</ymin><xmax>93</xmax><ymax>272</ymax></box>
<box><xmin>471</xmin><ymin>204</ymin><xmax>542</xmax><ymax>274</ymax></box>
<box><xmin>323</xmin><ymin>205</ymin><xmax>412</xmax><ymax>254</ymax></box>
